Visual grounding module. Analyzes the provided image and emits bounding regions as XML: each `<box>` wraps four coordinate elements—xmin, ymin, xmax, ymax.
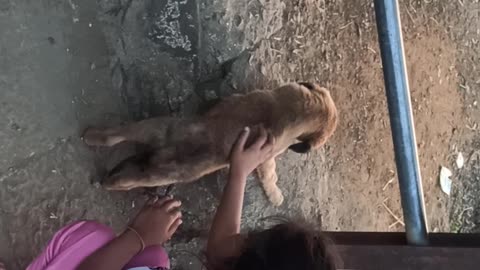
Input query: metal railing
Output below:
<box><xmin>373</xmin><ymin>0</ymin><xmax>429</xmax><ymax>245</ymax></box>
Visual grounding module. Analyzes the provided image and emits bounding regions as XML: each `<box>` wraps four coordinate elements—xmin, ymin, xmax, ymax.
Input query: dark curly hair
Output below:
<box><xmin>215</xmin><ymin>221</ymin><xmax>340</xmax><ymax>270</ymax></box>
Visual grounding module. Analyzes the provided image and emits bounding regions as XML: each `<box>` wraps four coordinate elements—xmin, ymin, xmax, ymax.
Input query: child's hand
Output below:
<box><xmin>230</xmin><ymin>127</ymin><xmax>274</xmax><ymax>178</ymax></box>
<box><xmin>129</xmin><ymin>196</ymin><xmax>182</xmax><ymax>246</ymax></box>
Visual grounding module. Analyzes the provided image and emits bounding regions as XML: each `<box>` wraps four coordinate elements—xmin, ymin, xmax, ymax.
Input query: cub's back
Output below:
<box><xmin>203</xmin><ymin>87</ymin><xmax>309</xmax><ymax>156</ymax></box>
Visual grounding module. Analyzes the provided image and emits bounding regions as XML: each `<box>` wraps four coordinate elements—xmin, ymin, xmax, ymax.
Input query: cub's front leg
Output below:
<box><xmin>256</xmin><ymin>158</ymin><xmax>284</xmax><ymax>206</ymax></box>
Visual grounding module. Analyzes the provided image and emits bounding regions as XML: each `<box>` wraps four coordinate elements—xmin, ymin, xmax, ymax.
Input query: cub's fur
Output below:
<box><xmin>83</xmin><ymin>82</ymin><xmax>337</xmax><ymax>205</ymax></box>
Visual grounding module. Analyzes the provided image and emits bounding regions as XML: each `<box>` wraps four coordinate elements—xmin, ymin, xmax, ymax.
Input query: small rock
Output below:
<box><xmin>439</xmin><ymin>166</ymin><xmax>452</xmax><ymax>196</ymax></box>
<box><xmin>456</xmin><ymin>152</ymin><xmax>464</xmax><ymax>169</ymax></box>
<box><xmin>47</xmin><ymin>36</ymin><xmax>55</xmax><ymax>45</ymax></box>
<box><xmin>9</xmin><ymin>122</ymin><xmax>21</xmax><ymax>131</ymax></box>
<box><xmin>205</xmin><ymin>90</ymin><xmax>218</xmax><ymax>101</ymax></box>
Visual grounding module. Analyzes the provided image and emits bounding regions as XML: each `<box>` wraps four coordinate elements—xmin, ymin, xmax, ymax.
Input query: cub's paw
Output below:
<box><xmin>266</xmin><ymin>187</ymin><xmax>284</xmax><ymax>206</ymax></box>
<box><xmin>102</xmin><ymin>175</ymin><xmax>137</xmax><ymax>191</ymax></box>
<box><xmin>82</xmin><ymin>128</ymin><xmax>107</xmax><ymax>146</ymax></box>
<box><xmin>82</xmin><ymin>128</ymin><xmax>123</xmax><ymax>147</ymax></box>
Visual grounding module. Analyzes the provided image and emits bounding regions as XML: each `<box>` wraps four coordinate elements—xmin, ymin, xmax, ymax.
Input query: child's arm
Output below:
<box><xmin>207</xmin><ymin>127</ymin><xmax>273</xmax><ymax>264</ymax></box>
<box><xmin>77</xmin><ymin>197</ymin><xmax>182</xmax><ymax>270</ymax></box>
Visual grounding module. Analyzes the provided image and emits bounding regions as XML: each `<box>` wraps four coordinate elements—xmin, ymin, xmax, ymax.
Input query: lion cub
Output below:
<box><xmin>83</xmin><ymin>82</ymin><xmax>337</xmax><ymax>206</ymax></box>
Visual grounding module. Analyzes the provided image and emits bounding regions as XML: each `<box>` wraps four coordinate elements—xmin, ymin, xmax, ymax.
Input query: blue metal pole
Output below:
<box><xmin>373</xmin><ymin>0</ymin><xmax>429</xmax><ymax>245</ymax></box>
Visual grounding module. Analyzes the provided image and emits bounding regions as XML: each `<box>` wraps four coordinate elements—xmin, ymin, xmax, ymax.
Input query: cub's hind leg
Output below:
<box><xmin>101</xmin><ymin>153</ymin><xmax>179</xmax><ymax>190</ymax></box>
<box><xmin>83</xmin><ymin>118</ymin><xmax>175</xmax><ymax>147</ymax></box>
<box><xmin>103</xmin><ymin>145</ymin><xmax>228</xmax><ymax>190</ymax></box>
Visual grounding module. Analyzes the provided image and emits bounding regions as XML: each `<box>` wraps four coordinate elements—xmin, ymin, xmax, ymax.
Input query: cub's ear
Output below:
<box><xmin>288</xmin><ymin>141</ymin><xmax>311</xmax><ymax>154</ymax></box>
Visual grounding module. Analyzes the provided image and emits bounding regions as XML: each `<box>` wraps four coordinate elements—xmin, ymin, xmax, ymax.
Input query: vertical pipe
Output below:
<box><xmin>373</xmin><ymin>0</ymin><xmax>429</xmax><ymax>245</ymax></box>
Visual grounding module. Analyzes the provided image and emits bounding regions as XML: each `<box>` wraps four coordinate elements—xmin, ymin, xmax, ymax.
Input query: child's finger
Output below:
<box><xmin>167</xmin><ymin>210</ymin><xmax>182</xmax><ymax>224</ymax></box>
<box><xmin>262</xmin><ymin>133</ymin><xmax>275</xmax><ymax>149</ymax></box>
<box><xmin>149</xmin><ymin>195</ymin><xmax>170</xmax><ymax>206</ymax></box>
<box><xmin>263</xmin><ymin>143</ymin><xmax>274</xmax><ymax>154</ymax></box>
<box><xmin>158</xmin><ymin>199</ymin><xmax>181</xmax><ymax>212</ymax></box>
<box><xmin>152</xmin><ymin>196</ymin><xmax>174</xmax><ymax>208</ymax></box>
<box><xmin>262</xmin><ymin>145</ymin><xmax>274</xmax><ymax>160</ymax></box>
<box><xmin>252</xmin><ymin>127</ymin><xmax>268</xmax><ymax>149</ymax></box>
<box><xmin>146</xmin><ymin>196</ymin><xmax>158</xmax><ymax>205</ymax></box>
<box><xmin>233</xmin><ymin>127</ymin><xmax>250</xmax><ymax>152</ymax></box>
<box><xmin>168</xmin><ymin>218</ymin><xmax>183</xmax><ymax>235</ymax></box>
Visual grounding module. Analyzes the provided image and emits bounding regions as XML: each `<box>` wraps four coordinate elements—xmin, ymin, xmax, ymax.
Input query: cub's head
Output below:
<box><xmin>288</xmin><ymin>82</ymin><xmax>338</xmax><ymax>154</ymax></box>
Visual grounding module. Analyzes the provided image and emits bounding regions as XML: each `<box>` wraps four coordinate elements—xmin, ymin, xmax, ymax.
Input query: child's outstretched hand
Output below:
<box><xmin>230</xmin><ymin>126</ymin><xmax>274</xmax><ymax>178</ymax></box>
<box><xmin>129</xmin><ymin>196</ymin><xmax>182</xmax><ymax>247</ymax></box>
<box><xmin>77</xmin><ymin>197</ymin><xmax>182</xmax><ymax>270</ymax></box>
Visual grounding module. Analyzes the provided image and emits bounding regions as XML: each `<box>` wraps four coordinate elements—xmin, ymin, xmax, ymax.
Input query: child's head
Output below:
<box><xmin>226</xmin><ymin>221</ymin><xmax>340</xmax><ymax>270</ymax></box>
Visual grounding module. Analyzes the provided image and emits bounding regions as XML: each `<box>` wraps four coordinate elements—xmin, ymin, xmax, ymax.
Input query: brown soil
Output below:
<box><xmin>251</xmin><ymin>0</ymin><xmax>468</xmax><ymax>232</ymax></box>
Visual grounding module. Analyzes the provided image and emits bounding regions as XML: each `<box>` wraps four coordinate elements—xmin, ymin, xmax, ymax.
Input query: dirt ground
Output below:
<box><xmin>1</xmin><ymin>0</ymin><xmax>479</xmax><ymax>269</ymax></box>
